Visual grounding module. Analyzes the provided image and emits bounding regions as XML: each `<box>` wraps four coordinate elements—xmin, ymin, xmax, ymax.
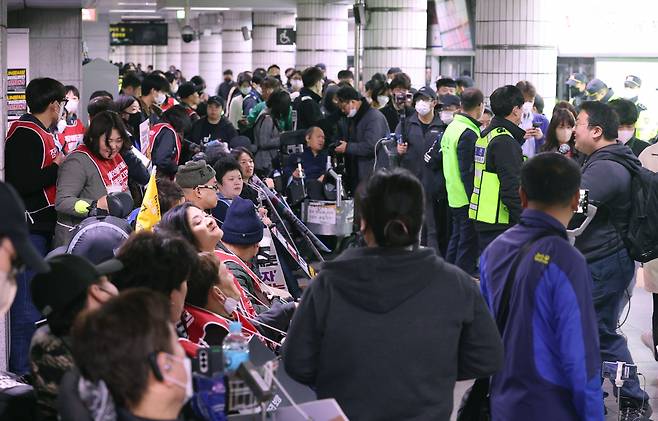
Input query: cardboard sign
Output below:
<box><xmin>306</xmin><ymin>202</ymin><xmax>337</xmax><ymax>225</ymax></box>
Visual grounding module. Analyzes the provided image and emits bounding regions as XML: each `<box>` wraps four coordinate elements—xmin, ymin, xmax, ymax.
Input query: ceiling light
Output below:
<box><xmin>117</xmin><ymin>2</ymin><xmax>157</xmax><ymax>5</ymax></box>
<box><xmin>110</xmin><ymin>9</ymin><xmax>157</xmax><ymax>13</ymax></box>
<box><xmin>164</xmin><ymin>7</ymin><xmax>230</xmax><ymax>11</ymax></box>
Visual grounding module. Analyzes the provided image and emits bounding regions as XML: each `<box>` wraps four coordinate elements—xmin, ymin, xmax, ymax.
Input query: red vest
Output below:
<box><xmin>184</xmin><ymin>304</ymin><xmax>258</xmax><ymax>346</ymax></box>
<box><xmin>178</xmin><ymin>337</ymin><xmax>201</xmax><ymax>358</ymax></box>
<box><xmin>160</xmin><ymin>96</ymin><xmax>176</xmax><ymax>112</ymax></box>
<box><xmin>213</xmin><ymin>250</ymin><xmax>262</xmax><ymax>319</ymax></box>
<box><xmin>148</xmin><ymin>122</ymin><xmax>181</xmax><ymax>164</ymax></box>
<box><xmin>6</xmin><ymin>120</ymin><xmax>58</xmax><ymax>205</ymax></box>
<box><xmin>61</xmin><ymin>119</ymin><xmax>85</xmax><ymax>154</ymax></box>
<box><xmin>74</xmin><ymin>145</ymin><xmax>129</xmax><ymax>191</ymax></box>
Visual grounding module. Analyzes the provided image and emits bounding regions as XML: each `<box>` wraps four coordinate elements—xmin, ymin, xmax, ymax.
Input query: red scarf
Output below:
<box><xmin>6</xmin><ymin>120</ymin><xmax>58</xmax><ymax>205</ymax></box>
<box><xmin>74</xmin><ymin>145</ymin><xmax>129</xmax><ymax>191</ymax></box>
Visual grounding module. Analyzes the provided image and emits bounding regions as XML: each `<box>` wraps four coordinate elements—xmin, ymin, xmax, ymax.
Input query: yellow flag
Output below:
<box><xmin>136</xmin><ymin>170</ymin><xmax>160</xmax><ymax>232</ymax></box>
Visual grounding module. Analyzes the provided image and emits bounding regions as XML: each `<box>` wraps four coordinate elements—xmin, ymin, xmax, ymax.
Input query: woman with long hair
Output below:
<box><xmin>540</xmin><ymin>108</ymin><xmax>577</xmax><ymax>157</ymax></box>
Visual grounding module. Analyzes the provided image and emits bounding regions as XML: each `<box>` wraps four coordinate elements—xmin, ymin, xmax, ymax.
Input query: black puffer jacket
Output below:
<box><xmin>282</xmin><ymin>246</ymin><xmax>503</xmax><ymax>421</ymax></box>
<box><xmin>571</xmin><ymin>142</ymin><xmax>641</xmax><ymax>262</ymax></box>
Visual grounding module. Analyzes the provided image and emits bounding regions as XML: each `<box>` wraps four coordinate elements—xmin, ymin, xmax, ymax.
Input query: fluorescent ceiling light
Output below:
<box><xmin>121</xmin><ymin>15</ymin><xmax>164</xmax><ymax>20</ymax></box>
<box><xmin>164</xmin><ymin>7</ymin><xmax>230</xmax><ymax>11</ymax></box>
<box><xmin>110</xmin><ymin>9</ymin><xmax>157</xmax><ymax>13</ymax></box>
<box><xmin>117</xmin><ymin>2</ymin><xmax>156</xmax><ymax>5</ymax></box>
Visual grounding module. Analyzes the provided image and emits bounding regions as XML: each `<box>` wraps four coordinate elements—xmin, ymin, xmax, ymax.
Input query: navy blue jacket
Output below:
<box><xmin>480</xmin><ymin>209</ymin><xmax>603</xmax><ymax>421</ymax></box>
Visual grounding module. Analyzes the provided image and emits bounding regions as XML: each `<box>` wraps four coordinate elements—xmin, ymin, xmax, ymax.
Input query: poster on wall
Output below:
<box><xmin>7</xmin><ymin>68</ymin><xmax>26</xmax><ymax>92</ymax></box>
<box><xmin>7</xmin><ymin>93</ymin><xmax>27</xmax><ymax>120</ymax></box>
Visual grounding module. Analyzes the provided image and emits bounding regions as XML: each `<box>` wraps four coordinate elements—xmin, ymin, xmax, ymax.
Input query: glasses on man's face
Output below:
<box><xmin>197</xmin><ymin>184</ymin><xmax>218</xmax><ymax>191</ymax></box>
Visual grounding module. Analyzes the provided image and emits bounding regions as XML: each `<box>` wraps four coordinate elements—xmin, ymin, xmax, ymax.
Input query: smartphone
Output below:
<box><xmin>532</xmin><ymin>122</ymin><xmax>542</xmax><ymax>128</ymax></box>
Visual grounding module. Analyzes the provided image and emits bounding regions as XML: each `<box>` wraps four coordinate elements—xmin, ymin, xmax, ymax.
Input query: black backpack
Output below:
<box><xmin>603</xmin><ymin>156</ymin><xmax>658</xmax><ymax>263</ymax></box>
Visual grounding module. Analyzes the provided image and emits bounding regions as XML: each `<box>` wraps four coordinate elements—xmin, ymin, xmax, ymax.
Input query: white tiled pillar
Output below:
<box><xmin>222</xmin><ymin>11</ymin><xmax>252</xmax><ymax>75</ymax></box>
<box><xmin>110</xmin><ymin>45</ymin><xmax>126</xmax><ymax>65</ymax></box>
<box><xmin>363</xmin><ymin>0</ymin><xmax>427</xmax><ymax>88</ymax></box>
<box><xmin>180</xmin><ymin>19</ymin><xmax>200</xmax><ymax>79</ymax></box>
<box><xmin>163</xmin><ymin>20</ymin><xmax>182</xmax><ymax>71</ymax></box>
<box><xmin>252</xmin><ymin>11</ymin><xmax>296</xmax><ymax>72</ymax></box>
<box><xmin>295</xmin><ymin>0</ymin><xmax>348</xmax><ymax>80</ymax></box>
<box><xmin>199</xmin><ymin>13</ymin><xmax>222</xmax><ymax>93</ymax></box>
<box><xmin>474</xmin><ymin>0</ymin><xmax>557</xmax><ymax>107</ymax></box>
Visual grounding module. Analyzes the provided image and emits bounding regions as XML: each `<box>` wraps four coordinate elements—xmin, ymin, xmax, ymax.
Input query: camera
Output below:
<box><xmin>181</xmin><ymin>25</ymin><xmax>195</xmax><ymax>43</ymax></box>
<box><xmin>395</xmin><ymin>92</ymin><xmax>412</xmax><ymax>107</ymax></box>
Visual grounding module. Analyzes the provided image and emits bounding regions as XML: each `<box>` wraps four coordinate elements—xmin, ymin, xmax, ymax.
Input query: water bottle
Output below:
<box><xmin>222</xmin><ymin>322</ymin><xmax>249</xmax><ymax>374</ymax></box>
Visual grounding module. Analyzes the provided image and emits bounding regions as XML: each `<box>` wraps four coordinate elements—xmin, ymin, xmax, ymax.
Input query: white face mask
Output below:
<box><xmin>290</xmin><ymin>79</ymin><xmax>303</xmax><ymax>91</ymax></box>
<box><xmin>440</xmin><ymin>110</ymin><xmax>454</xmax><ymax>124</ymax></box>
<box><xmin>618</xmin><ymin>128</ymin><xmax>635</xmax><ymax>144</ymax></box>
<box><xmin>224</xmin><ymin>296</ymin><xmax>239</xmax><ymax>314</ymax></box>
<box><xmin>65</xmin><ymin>99</ymin><xmax>79</xmax><ymax>115</ymax></box>
<box><xmin>240</xmin><ymin>86</ymin><xmax>251</xmax><ymax>96</ymax></box>
<box><xmin>0</xmin><ymin>271</ymin><xmax>17</xmax><ymax>316</ymax></box>
<box><xmin>377</xmin><ymin>95</ymin><xmax>389</xmax><ymax>107</ymax></box>
<box><xmin>154</xmin><ymin>92</ymin><xmax>166</xmax><ymax>105</ymax></box>
<box><xmin>556</xmin><ymin>127</ymin><xmax>573</xmax><ymax>144</ymax></box>
<box><xmin>415</xmin><ymin>100</ymin><xmax>432</xmax><ymax>116</ymax></box>
<box><xmin>347</xmin><ymin>107</ymin><xmax>357</xmax><ymax>118</ymax></box>
<box><xmin>522</xmin><ymin>101</ymin><xmax>533</xmax><ymax>114</ymax></box>
<box><xmin>163</xmin><ymin>354</ymin><xmax>193</xmax><ymax>404</ymax></box>
<box><xmin>57</xmin><ymin>119</ymin><xmax>67</xmax><ymax>134</ymax></box>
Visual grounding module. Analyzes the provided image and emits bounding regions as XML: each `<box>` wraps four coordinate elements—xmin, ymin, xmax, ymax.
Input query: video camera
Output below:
<box><xmin>394</xmin><ymin>92</ymin><xmax>413</xmax><ymax>107</ymax></box>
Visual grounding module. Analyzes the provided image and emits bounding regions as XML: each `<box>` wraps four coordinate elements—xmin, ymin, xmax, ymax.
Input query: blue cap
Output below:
<box><xmin>229</xmin><ymin>321</ymin><xmax>242</xmax><ymax>333</ymax></box>
<box><xmin>586</xmin><ymin>79</ymin><xmax>608</xmax><ymax>95</ymax></box>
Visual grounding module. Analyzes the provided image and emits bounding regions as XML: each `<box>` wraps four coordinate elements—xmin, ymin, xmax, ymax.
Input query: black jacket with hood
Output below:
<box><xmin>282</xmin><ymin>246</ymin><xmax>503</xmax><ymax>421</ymax></box>
<box><xmin>571</xmin><ymin>142</ymin><xmax>640</xmax><ymax>262</ymax></box>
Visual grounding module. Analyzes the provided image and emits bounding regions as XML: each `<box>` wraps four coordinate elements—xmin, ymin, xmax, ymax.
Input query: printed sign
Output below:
<box><xmin>139</xmin><ymin>119</ymin><xmax>150</xmax><ymax>157</ymax></box>
<box><xmin>7</xmin><ymin>92</ymin><xmax>27</xmax><ymax>120</ymax></box>
<box><xmin>276</xmin><ymin>28</ymin><xmax>296</xmax><ymax>45</ymax></box>
<box><xmin>7</xmin><ymin>68</ymin><xmax>26</xmax><ymax>92</ymax></box>
<box><xmin>257</xmin><ymin>229</ymin><xmax>288</xmax><ymax>291</ymax></box>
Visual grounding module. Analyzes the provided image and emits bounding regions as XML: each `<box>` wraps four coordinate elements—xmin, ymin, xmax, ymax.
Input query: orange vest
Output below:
<box><xmin>6</xmin><ymin>120</ymin><xmax>58</xmax><ymax>205</ymax></box>
<box><xmin>148</xmin><ymin>122</ymin><xmax>181</xmax><ymax>163</ymax></box>
<box><xmin>74</xmin><ymin>145</ymin><xmax>129</xmax><ymax>191</ymax></box>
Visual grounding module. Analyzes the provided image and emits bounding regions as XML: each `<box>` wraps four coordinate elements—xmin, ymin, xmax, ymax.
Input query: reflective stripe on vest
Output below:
<box><xmin>469</xmin><ymin>128</ymin><xmax>512</xmax><ymax>224</ymax></box>
<box><xmin>441</xmin><ymin>114</ymin><xmax>481</xmax><ymax>208</ymax></box>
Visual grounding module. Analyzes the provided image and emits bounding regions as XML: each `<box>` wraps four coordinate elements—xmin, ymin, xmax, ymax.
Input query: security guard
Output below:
<box><xmin>441</xmin><ymin>88</ymin><xmax>484</xmax><ymax>275</ymax></box>
<box><xmin>566</xmin><ymin>72</ymin><xmax>588</xmax><ymax>111</ymax></box>
<box><xmin>586</xmin><ymin>79</ymin><xmax>617</xmax><ymax>104</ymax></box>
<box><xmin>623</xmin><ymin>75</ymin><xmax>657</xmax><ymax>141</ymax></box>
<box><xmin>469</xmin><ymin>85</ymin><xmax>526</xmax><ymax>252</ymax></box>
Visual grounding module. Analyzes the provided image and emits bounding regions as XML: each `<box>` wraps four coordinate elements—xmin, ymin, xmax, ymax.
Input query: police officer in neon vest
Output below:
<box><xmin>469</xmin><ymin>85</ymin><xmax>526</xmax><ymax>252</ymax></box>
<box><xmin>441</xmin><ymin>88</ymin><xmax>484</xmax><ymax>275</ymax></box>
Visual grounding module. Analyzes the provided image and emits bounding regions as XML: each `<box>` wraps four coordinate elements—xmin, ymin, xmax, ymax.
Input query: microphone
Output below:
<box><xmin>558</xmin><ymin>143</ymin><xmax>571</xmax><ymax>155</ymax></box>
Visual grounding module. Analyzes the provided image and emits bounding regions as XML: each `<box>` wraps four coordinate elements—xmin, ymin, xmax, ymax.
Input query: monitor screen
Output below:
<box><xmin>110</xmin><ymin>23</ymin><xmax>168</xmax><ymax>46</ymax></box>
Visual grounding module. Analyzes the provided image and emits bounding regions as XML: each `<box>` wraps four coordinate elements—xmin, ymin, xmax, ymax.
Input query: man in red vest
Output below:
<box><xmin>5</xmin><ymin>77</ymin><xmax>66</xmax><ymax>375</ymax></box>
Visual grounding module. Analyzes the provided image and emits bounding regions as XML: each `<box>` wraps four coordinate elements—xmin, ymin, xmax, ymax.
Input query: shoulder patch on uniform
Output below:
<box><xmin>534</xmin><ymin>252</ymin><xmax>550</xmax><ymax>265</ymax></box>
<box><xmin>496</xmin><ymin>127</ymin><xmax>506</xmax><ymax>133</ymax></box>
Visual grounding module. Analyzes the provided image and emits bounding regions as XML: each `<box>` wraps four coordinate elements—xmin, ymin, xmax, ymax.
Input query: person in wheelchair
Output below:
<box><xmin>284</xmin><ymin>126</ymin><xmax>329</xmax><ymax>201</ymax></box>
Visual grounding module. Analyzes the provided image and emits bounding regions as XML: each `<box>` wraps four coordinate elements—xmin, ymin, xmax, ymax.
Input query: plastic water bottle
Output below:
<box><xmin>222</xmin><ymin>322</ymin><xmax>249</xmax><ymax>374</ymax></box>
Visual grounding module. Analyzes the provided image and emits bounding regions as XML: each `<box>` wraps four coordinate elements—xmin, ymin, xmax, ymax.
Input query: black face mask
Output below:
<box><xmin>126</xmin><ymin>113</ymin><xmax>143</xmax><ymax>134</ymax></box>
<box><xmin>569</xmin><ymin>86</ymin><xmax>583</xmax><ymax>97</ymax></box>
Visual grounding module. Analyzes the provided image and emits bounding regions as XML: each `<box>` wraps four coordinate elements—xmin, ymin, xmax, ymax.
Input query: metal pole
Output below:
<box><xmin>353</xmin><ymin>1</ymin><xmax>364</xmax><ymax>91</ymax></box>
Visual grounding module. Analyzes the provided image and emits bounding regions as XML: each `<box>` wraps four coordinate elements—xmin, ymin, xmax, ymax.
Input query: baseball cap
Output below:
<box><xmin>566</xmin><ymin>73</ymin><xmax>588</xmax><ymax>86</ymax></box>
<box><xmin>207</xmin><ymin>95</ymin><xmax>226</xmax><ymax>109</ymax></box>
<box><xmin>31</xmin><ymin>253</ymin><xmax>122</xmax><ymax>316</ymax></box>
<box><xmin>624</xmin><ymin>75</ymin><xmax>642</xmax><ymax>88</ymax></box>
<box><xmin>439</xmin><ymin>94</ymin><xmax>462</xmax><ymax>108</ymax></box>
<box><xmin>177</xmin><ymin>82</ymin><xmax>201</xmax><ymax>99</ymax></box>
<box><xmin>387</xmin><ymin>67</ymin><xmax>402</xmax><ymax>75</ymax></box>
<box><xmin>413</xmin><ymin>86</ymin><xmax>438</xmax><ymax>101</ymax></box>
<box><xmin>586</xmin><ymin>79</ymin><xmax>608</xmax><ymax>96</ymax></box>
<box><xmin>0</xmin><ymin>182</ymin><xmax>48</xmax><ymax>273</ymax></box>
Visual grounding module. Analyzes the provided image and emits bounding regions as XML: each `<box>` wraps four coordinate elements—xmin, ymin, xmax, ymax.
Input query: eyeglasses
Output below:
<box><xmin>196</xmin><ymin>184</ymin><xmax>218</xmax><ymax>191</ymax></box>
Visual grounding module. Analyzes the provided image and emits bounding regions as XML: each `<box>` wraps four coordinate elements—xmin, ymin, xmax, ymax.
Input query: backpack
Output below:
<box><xmin>603</xmin><ymin>156</ymin><xmax>658</xmax><ymax>263</ymax></box>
